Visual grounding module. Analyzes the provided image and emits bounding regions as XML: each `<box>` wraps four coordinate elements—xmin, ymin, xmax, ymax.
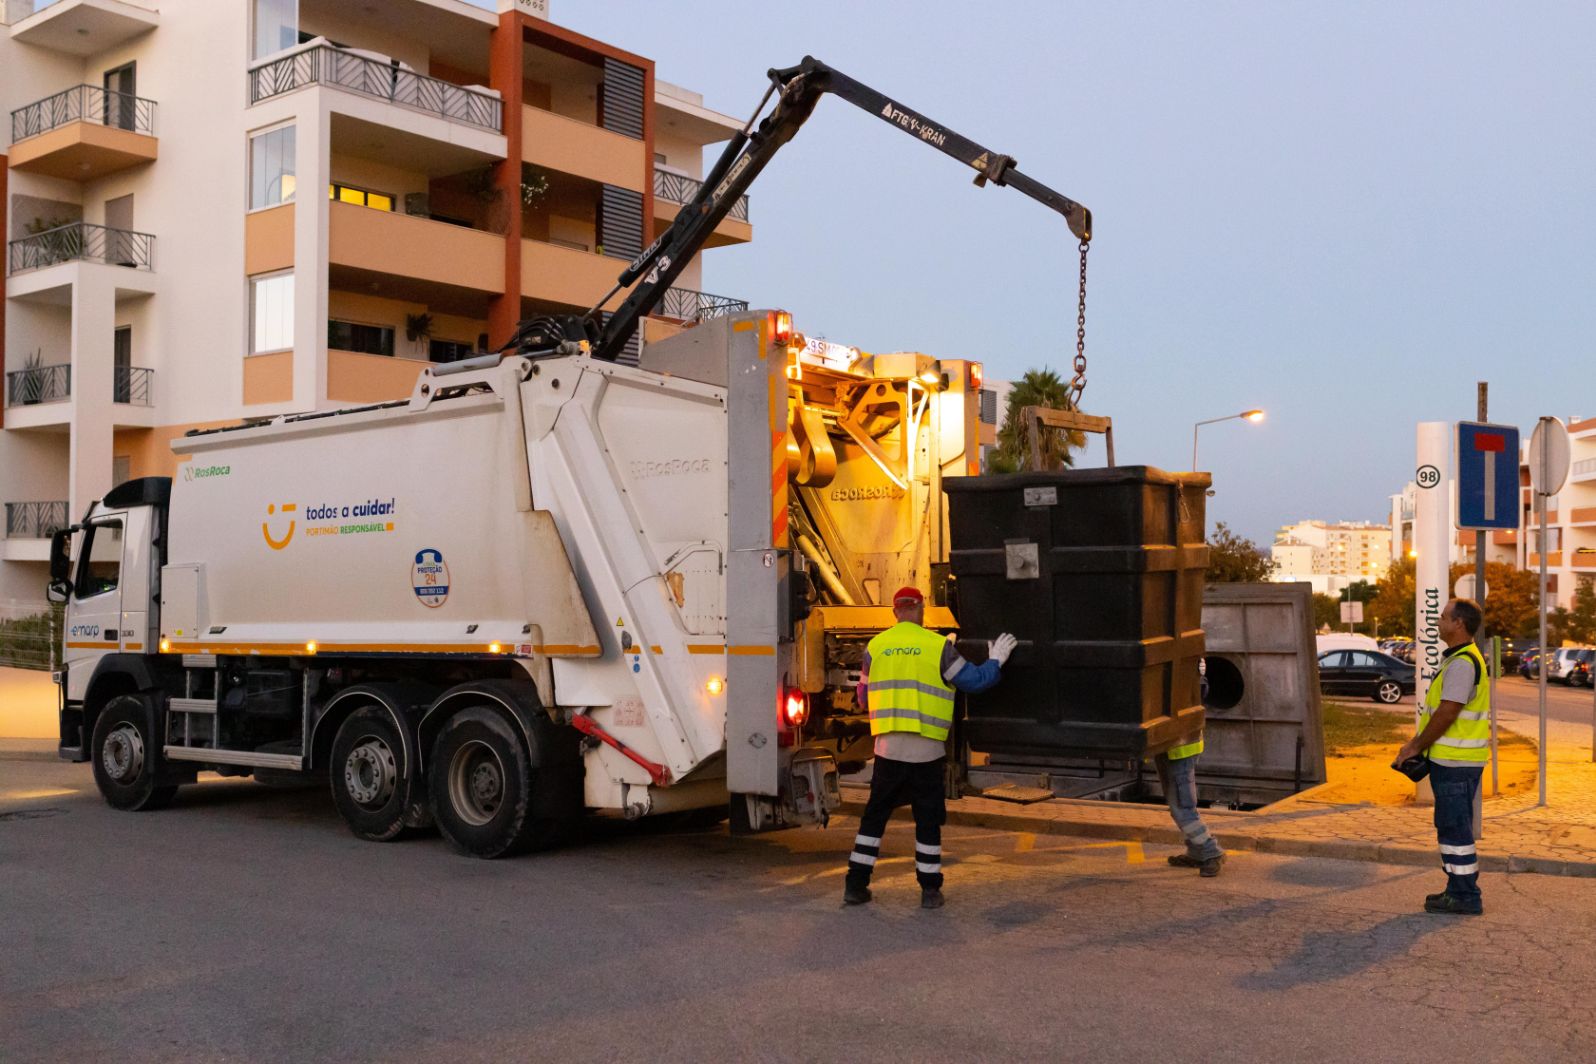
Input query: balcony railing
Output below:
<box><xmin>114</xmin><ymin>366</ymin><xmax>153</xmax><ymax>406</ymax></box>
<box><xmin>659</xmin><ymin>287</ymin><xmax>749</xmax><ymax>322</ymax></box>
<box><xmin>11</xmin><ymin>84</ymin><xmax>157</xmax><ymax>143</ymax></box>
<box><xmin>5</xmin><ymin>365</ymin><xmax>71</xmax><ymax>406</ymax></box>
<box><xmin>1573</xmin><ymin>458</ymin><xmax>1596</xmax><ymax>479</ymax></box>
<box><xmin>4</xmin><ymin>501</ymin><xmax>69</xmax><ymax>539</ymax></box>
<box><xmin>249</xmin><ymin>44</ymin><xmax>502</xmax><ymax>133</ymax></box>
<box><xmin>654</xmin><ymin>168</ymin><xmax>750</xmax><ymax>222</ymax></box>
<box><xmin>8</xmin><ymin>223</ymin><xmax>154</xmax><ymax>274</ymax></box>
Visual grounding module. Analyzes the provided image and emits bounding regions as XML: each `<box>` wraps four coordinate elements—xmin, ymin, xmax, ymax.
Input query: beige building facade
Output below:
<box><xmin>0</xmin><ymin>0</ymin><xmax>752</xmax><ymax>604</ymax></box>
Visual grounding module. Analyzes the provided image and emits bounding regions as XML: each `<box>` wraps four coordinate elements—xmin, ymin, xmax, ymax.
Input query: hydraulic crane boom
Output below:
<box><xmin>505</xmin><ymin>56</ymin><xmax>1093</xmax><ymax>375</ymax></box>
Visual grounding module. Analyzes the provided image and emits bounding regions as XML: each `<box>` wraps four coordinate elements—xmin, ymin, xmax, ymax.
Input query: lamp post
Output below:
<box><xmin>1192</xmin><ymin>409</ymin><xmax>1265</xmax><ymax>471</ymax></box>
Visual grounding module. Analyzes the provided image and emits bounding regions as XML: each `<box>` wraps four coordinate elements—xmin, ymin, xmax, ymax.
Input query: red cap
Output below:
<box><xmin>891</xmin><ymin>586</ymin><xmax>924</xmax><ymax>606</ymax></box>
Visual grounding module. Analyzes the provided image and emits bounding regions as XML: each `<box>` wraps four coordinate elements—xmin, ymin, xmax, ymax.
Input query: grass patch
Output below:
<box><xmin>1322</xmin><ymin>700</ymin><xmax>1410</xmax><ymax>754</ymax></box>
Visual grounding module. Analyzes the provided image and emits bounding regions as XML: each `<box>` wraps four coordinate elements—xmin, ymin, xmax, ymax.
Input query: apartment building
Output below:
<box><xmin>1517</xmin><ymin>415</ymin><xmax>1596</xmax><ymax>610</ymax></box>
<box><xmin>1271</xmin><ymin>519</ymin><xmax>1392</xmax><ymax>595</ymax></box>
<box><xmin>0</xmin><ymin>0</ymin><xmax>753</xmax><ymax>603</ymax></box>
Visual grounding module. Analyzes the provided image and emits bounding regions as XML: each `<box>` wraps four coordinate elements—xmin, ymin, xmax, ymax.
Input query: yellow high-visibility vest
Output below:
<box><xmin>865</xmin><ymin>622</ymin><xmax>956</xmax><ymax>742</ymax></box>
<box><xmin>1420</xmin><ymin>642</ymin><xmax>1490</xmax><ymax>764</ymax></box>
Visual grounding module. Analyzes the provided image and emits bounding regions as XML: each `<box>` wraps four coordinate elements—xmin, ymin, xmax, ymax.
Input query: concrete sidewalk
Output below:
<box><xmin>844</xmin><ymin>715</ymin><xmax>1596</xmax><ymax>878</ymax></box>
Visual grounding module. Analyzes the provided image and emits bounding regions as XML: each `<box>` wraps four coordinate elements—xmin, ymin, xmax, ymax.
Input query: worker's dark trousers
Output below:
<box><xmin>846</xmin><ymin>756</ymin><xmax>946</xmax><ymax>891</ymax></box>
<box><xmin>1431</xmin><ymin>762</ymin><xmax>1484</xmax><ymax>900</ymax></box>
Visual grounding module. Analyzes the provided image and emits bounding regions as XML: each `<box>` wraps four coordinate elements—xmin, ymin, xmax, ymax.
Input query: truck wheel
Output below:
<box><xmin>431</xmin><ymin>707</ymin><xmax>537</xmax><ymax>858</ymax></box>
<box><xmin>91</xmin><ymin>694</ymin><xmax>178</xmax><ymax>811</ymax></box>
<box><xmin>330</xmin><ymin>707</ymin><xmax>415</xmax><ymax>842</ymax></box>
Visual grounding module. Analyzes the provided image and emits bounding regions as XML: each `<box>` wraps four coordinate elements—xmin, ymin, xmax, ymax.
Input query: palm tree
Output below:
<box><xmin>986</xmin><ymin>368</ymin><xmax>1085</xmax><ymax>473</ymax></box>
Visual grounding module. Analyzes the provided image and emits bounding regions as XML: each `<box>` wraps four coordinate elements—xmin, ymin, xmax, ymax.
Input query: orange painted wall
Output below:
<box><xmin>244</xmin><ymin>352</ymin><xmax>293</xmax><ymax>405</ymax></box>
<box><xmin>245</xmin><ymin>204</ymin><xmax>295</xmax><ymax>275</ymax></box>
<box><xmin>327</xmin><ymin>351</ymin><xmax>429</xmax><ymax>403</ymax></box>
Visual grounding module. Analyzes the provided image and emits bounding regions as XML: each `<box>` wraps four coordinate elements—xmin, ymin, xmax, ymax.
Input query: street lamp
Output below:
<box><xmin>1192</xmin><ymin>409</ymin><xmax>1265</xmax><ymax>471</ymax></box>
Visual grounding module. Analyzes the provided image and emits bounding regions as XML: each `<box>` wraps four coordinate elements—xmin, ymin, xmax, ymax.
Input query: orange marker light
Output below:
<box><xmin>706</xmin><ymin>675</ymin><xmax>725</xmax><ymax>696</ymax></box>
<box><xmin>305</xmin><ymin>641</ymin><xmax>318</xmax><ymax>654</ymax></box>
<box><xmin>489</xmin><ymin>642</ymin><xmax>502</xmax><ymax>655</ymax></box>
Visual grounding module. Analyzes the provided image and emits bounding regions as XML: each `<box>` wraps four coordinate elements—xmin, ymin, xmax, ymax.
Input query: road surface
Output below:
<box><xmin>3</xmin><ymin>756</ymin><xmax>1594</xmax><ymax>1062</ymax></box>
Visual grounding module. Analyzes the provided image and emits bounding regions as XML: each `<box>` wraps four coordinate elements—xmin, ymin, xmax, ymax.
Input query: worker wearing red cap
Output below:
<box><xmin>844</xmin><ymin>585</ymin><xmax>1016</xmax><ymax>909</ymax></box>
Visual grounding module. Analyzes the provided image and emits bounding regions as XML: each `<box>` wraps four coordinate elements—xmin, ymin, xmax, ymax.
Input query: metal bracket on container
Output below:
<box><xmin>1023</xmin><ymin>407</ymin><xmax>1114</xmax><ymax>469</ymax></box>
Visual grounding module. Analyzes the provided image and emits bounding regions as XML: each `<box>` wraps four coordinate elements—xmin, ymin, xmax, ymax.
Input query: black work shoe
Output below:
<box><xmin>1424</xmin><ymin>892</ymin><xmax>1483</xmax><ymax>916</ymax></box>
<box><xmin>1168</xmin><ymin>853</ymin><xmax>1205</xmax><ymax>868</ymax></box>
<box><xmin>843</xmin><ymin>884</ymin><xmax>873</xmax><ymax>906</ymax></box>
<box><xmin>921</xmin><ymin>888</ymin><xmax>945</xmax><ymax>910</ymax></box>
<box><xmin>1199</xmin><ymin>855</ymin><xmax>1225</xmax><ymax>878</ymax></box>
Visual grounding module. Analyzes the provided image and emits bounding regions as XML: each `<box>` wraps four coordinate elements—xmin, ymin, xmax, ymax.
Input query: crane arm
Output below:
<box><xmin>505</xmin><ymin>56</ymin><xmax>1092</xmax><ymax>364</ymax></box>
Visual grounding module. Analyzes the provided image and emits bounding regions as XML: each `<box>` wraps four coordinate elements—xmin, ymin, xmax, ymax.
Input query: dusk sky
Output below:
<box><xmin>490</xmin><ymin>1</ymin><xmax>1596</xmax><ymax>545</ymax></box>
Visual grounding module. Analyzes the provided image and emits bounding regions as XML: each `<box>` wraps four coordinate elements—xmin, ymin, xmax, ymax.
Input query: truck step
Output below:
<box><xmin>163</xmin><ymin>746</ymin><xmax>302</xmax><ymax>770</ymax></box>
<box><xmin>169</xmin><ymin>697</ymin><xmax>218</xmax><ymax>716</ymax></box>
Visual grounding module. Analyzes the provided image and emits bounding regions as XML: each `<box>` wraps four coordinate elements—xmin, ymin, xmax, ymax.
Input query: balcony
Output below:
<box><xmin>3</xmin><ymin>0</ymin><xmax>158</xmax><ymax>55</ymax></box>
<box><xmin>8</xmin><ymin>223</ymin><xmax>153</xmax><ymax>274</ymax></box>
<box><xmin>113</xmin><ymin>365</ymin><xmax>152</xmax><ymax>406</ymax></box>
<box><xmin>1572</xmin><ymin>457</ymin><xmax>1596</xmax><ymax>483</ymax></box>
<box><xmin>523</xmin><ymin>105</ymin><xmax>644</xmax><ymax>192</ymax></box>
<box><xmin>657</xmin><ymin>286</ymin><xmax>748</xmax><ymax>323</ymax></box>
<box><xmin>250</xmin><ymin>44</ymin><xmax>502</xmax><ymax>134</ymax></box>
<box><xmin>5</xmin><ymin>364</ymin><xmax>70</xmax><ymax>407</ymax></box>
<box><xmin>328</xmin><ymin>201</ymin><xmax>502</xmax><ymax>297</ymax></box>
<box><xmin>9</xmin><ymin>84</ymin><xmax>157</xmax><ymax>181</ymax></box>
<box><xmin>654</xmin><ymin>168</ymin><xmax>748</xmax><ymax>221</ymax></box>
<box><xmin>4</xmin><ymin>500</ymin><xmax>68</xmax><ymax>539</ymax></box>
<box><xmin>653</xmin><ymin>167</ymin><xmax>752</xmax><ymax>247</ymax></box>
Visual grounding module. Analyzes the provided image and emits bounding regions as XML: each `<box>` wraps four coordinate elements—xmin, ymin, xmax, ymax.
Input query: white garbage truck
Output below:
<box><xmin>50</xmin><ymin>57</ymin><xmax>1096</xmax><ymax>857</ymax></box>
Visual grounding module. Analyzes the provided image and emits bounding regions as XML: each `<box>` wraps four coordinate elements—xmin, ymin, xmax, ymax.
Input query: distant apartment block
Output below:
<box><xmin>0</xmin><ymin>0</ymin><xmax>752</xmax><ymax>603</ymax></box>
<box><xmin>1271</xmin><ymin>519</ymin><xmax>1392</xmax><ymax>595</ymax></box>
<box><xmin>1515</xmin><ymin>415</ymin><xmax>1596</xmax><ymax>611</ymax></box>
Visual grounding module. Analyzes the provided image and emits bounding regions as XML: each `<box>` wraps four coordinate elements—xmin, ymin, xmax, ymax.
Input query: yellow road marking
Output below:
<box><xmin>2</xmin><ymin>788</ymin><xmax>78</xmax><ymax>800</ymax></box>
<box><xmin>1081</xmin><ymin>840</ymin><xmax>1145</xmax><ymax>864</ymax></box>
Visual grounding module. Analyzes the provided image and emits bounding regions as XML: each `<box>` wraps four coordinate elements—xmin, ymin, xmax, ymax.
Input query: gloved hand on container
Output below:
<box><xmin>989</xmin><ymin>633</ymin><xmax>1017</xmax><ymax>667</ymax></box>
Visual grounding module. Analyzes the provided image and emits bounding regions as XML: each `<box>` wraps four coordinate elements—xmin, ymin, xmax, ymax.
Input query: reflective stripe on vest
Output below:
<box><xmin>1167</xmin><ymin>736</ymin><xmax>1204</xmax><ymax>761</ymax></box>
<box><xmin>866</xmin><ymin>622</ymin><xmax>955</xmax><ymax>742</ymax></box>
<box><xmin>1420</xmin><ymin>642</ymin><xmax>1490</xmax><ymax>763</ymax></box>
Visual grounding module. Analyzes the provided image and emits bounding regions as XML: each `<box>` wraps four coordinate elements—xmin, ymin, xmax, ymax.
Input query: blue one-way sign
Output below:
<box><xmin>1456</xmin><ymin>421</ymin><xmax>1520</xmax><ymax>531</ymax></box>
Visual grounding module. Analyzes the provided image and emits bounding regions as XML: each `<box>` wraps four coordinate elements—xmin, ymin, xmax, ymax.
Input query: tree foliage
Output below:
<box><xmin>985</xmin><ymin>368</ymin><xmax>1083</xmax><ymax>474</ymax></box>
<box><xmin>1206</xmin><ymin>522</ymin><xmax>1277</xmax><ymax>583</ymax></box>
<box><xmin>1369</xmin><ymin>557</ymin><xmax>1542</xmax><ymax>640</ymax></box>
<box><xmin>1549</xmin><ymin>577</ymin><xmax>1596</xmax><ymax>645</ymax></box>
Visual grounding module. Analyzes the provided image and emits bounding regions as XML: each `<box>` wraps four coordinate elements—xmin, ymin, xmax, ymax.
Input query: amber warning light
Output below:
<box><xmin>771</xmin><ymin>310</ymin><xmax>793</xmax><ymax>347</ymax></box>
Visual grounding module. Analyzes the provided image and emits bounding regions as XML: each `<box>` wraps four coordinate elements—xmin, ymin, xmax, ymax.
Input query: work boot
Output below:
<box><xmin>921</xmin><ymin>888</ymin><xmax>945</xmax><ymax>910</ymax></box>
<box><xmin>1167</xmin><ymin>853</ymin><xmax>1205</xmax><ymax>869</ymax></box>
<box><xmin>843</xmin><ymin>883</ymin><xmax>873</xmax><ymax>906</ymax></box>
<box><xmin>1424</xmin><ymin>892</ymin><xmax>1483</xmax><ymax>916</ymax></box>
<box><xmin>1199</xmin><ymin>855</ymin><xmax>1225</xmax><ymax>878</ymax></box>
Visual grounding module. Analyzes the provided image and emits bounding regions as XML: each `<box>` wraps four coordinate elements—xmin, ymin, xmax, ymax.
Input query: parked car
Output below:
<box><xmin>1317</xmin><ymin>649</ymin><xmax>1417</xmax><ymax>704</ymax></box>
<box><xmin>1520</xmin><ymin>647</ymin><xmax>1545</xmax><ymax>680</ymax></box>
<box><xmin>1546</xmin><ymin>647</ymin><xmax>1596</xmax><ymax>686</ymax></box>
<box><xmin>1499</xmin><ymin>640</ymin><xmax>1532</xmax><ymax>674</ymax></box>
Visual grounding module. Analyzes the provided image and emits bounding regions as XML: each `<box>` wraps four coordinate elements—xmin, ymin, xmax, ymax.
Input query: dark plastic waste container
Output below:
<box><xmin>944</xmin><ymin>466</ymin><xmax>1210</xmax><ymax>760</ymax></box>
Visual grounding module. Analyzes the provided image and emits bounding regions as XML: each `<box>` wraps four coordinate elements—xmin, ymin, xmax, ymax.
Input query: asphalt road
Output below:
<box><xmin>1495</xmin><ymin>674</ymin><xmax>1596</xmax><ymax>729</ymax></box>
<box><xmin>4</xmin><ymin>757</ymin><xmax>1596</xmax><ymax>1063</ymax></box>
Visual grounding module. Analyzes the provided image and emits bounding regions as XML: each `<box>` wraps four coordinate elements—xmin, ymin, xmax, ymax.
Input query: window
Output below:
<box><xmin>328</xmin><ymin>320</ymin><xmax>394</xmax><ymax>356</ymax></box>
<box><xmin>250</xmin><ymin>126</ymin><xmax>296</xmax><ymax>208</ymax></box>
<box><xmin>1320</xmin><ymin>652</ymin><xmax>1348</xmax><ymax>668</ymax></box>
<box><xmin>329</xmin><ymin>183</ymin><xmax>393</xmax><ymax>212</ymax></box>
<box><xmin>253</xmin><ymin>0</ymin><xmax>298</xmax><ymax>60</ymax></box>
<box><xmin>250</xmin><ymin>273</ymin><xmax>294</xmax><ymax>353</ymax></box>
<box><xmin>429</xmin><ymin>338</ymin><xmax>475</xmax><ymax>363</ymax></box>
<box><xmin>75</xmin><ymin>519</ymin><xmax>123</xmax><ymax>599</ymax></box>
<box><xmin>1347</xmin><ymin>652</ymin><xmax>1379</xmax><ymax>668</ymax></box>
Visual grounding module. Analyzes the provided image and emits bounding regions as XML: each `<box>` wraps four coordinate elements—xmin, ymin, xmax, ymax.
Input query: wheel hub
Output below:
<box><xmin>448</xmin><ymin>740</ymin><xmax>505</xmax><ymax>827</ymax></box>
<box><xmin>101</xmin><ymin>724</ymin><xmax>144</xmax><ymax>783</ymax></box>
<box><xmin>344</xmin><ymin>737</ymin><xmax>398</xmax><ymax>808</ymax></box>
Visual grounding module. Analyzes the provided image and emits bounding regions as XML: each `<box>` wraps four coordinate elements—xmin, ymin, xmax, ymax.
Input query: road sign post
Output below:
<box><xmin>1529</xmin><ymin>416</ymin><xmax>1571</xmax><ymax>808</ymax></box>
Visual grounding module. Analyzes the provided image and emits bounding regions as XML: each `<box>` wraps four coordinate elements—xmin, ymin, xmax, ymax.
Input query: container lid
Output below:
<box><xmin>942</xmin><ymin>466</ymin><xmax>1212</xmax><ymax>492</ymax></box>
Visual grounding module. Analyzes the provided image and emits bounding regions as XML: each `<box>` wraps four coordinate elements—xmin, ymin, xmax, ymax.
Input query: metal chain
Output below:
<box><xmin>1070</xmin><ymin>239</ymin><xmax>1090</xmax><ymax>407</ymax></box>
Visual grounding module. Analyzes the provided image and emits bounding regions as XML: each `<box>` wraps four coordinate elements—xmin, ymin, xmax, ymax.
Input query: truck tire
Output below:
<box><xmin>430</xmin><ymin>705</ymin><xmax>581</xmax><ymax>858</ymax></box>
<box><xmin>91</xmin><ymin>694</ymin><xmax>178</xmax><ymax>812</ymax></box>
<box><xmin>430</xmin><ymin>707</ymin><xmax>538</xmax><ymax>858</ymax></box>
<box><xmin>330</xmin><ymin>706</ymin><xmax>415</xmax><ymax>842</ymax></box>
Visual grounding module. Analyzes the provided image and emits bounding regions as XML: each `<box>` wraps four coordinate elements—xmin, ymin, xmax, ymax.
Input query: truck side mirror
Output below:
<box><xmin>47</xmin><ymin>527</ymin><xmax>73</xmax><ymax>602</ymax></box>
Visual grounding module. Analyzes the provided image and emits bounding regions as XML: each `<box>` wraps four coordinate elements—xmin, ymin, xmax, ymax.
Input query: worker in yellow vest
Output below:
<box><xmin>1393</xmin><ymin>597</ymin><xmax>1488</xmax><ymax>916</ymax></box>
<box><xmin>1157</xmin><ymin>729</ymin><xmax>1225</xmax><ymax>877</ymax></box>
<box><xmin>843</xmin><ymin>586</ymin><xmax>1016</xmax><ymax>910</ymax></box>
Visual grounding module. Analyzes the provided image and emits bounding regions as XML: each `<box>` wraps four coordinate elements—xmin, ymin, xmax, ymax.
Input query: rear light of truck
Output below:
<box><xmin>784</xmin><ymin>689</ymin><xmax>809</xmax><ymax>727</ymax></box>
